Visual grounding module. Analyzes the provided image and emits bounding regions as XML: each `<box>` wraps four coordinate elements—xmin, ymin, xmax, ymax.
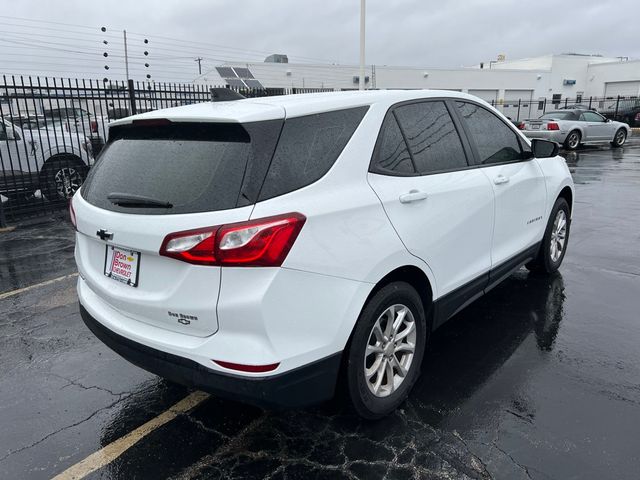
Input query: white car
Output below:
<box><xmin>72</xmin><ymin>90</ymin><xmax>574</xmax><ymax>418</ymax></box>
<box><xmin>518</xmin><ymin>109</ymin><xmax>631</xmax><ymax>150</ymax></box>
<box><xmin>0</xmin><ymin>119</ymin><xmax>93</xmax><ymax>201</ymax></box>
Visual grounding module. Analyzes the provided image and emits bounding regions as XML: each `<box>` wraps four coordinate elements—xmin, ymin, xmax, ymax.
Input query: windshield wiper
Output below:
<box><xmin>107</xmin><ymin>192</ymin><xmax>173</xmax><ymax>208</ymax></box>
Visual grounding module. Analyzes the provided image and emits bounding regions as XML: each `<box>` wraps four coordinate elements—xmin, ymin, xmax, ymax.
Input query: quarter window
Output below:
<box><xmin>372</xmin><ymin>114</ymin><xmax>415</xmax><ymax>174</ymax></box>
<box><xmin>258</xmin><ymin>107</ymin><xmax>368</xmax><ymax>201</ymax></box>
<box><xmin>456</xmin><ymin>101</ymin><xmax>524</xmax><ymax>165</ymax></box>
<box><xmin>394</xmin><ymin>101</ymin><xmax>468</xmax><ymax>174</ymax></box>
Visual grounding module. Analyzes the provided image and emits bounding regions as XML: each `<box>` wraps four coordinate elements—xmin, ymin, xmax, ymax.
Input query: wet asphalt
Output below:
<box><xmin>1</xmin><ymin>140</ymin><xmax>639</xmax><ymax>480</ymax></box>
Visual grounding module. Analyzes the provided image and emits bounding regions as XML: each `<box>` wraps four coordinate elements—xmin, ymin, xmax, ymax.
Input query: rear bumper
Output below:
<box><xmin>79</xmin><ymin>303</ymin><xmax>342</xmax><ymax>409</ymax></box>
<box><xmin>522</xmin><ymin>130</ymin><xmax>566</xmax><ymax>143</ymax></box>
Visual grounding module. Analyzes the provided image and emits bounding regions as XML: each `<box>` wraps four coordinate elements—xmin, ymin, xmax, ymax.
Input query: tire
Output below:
<box><xmin>610</xmin><ymin>128</ymin><xmax>627</xmax><ymax>148</ymax></box>
<box><xmin>526</xmin><ymin>197</ymin><xmax>570</xmax><ymax>274</ymax></box>
<box><xmin>346</xmin><ymin>281</ymin><xmax>427</xmax><ymax>419</ymax></box>
<box><xmin>40</xmin><ymin>157</ymin><xmax>87</xmax><ymax>202</ymax></box>
<box><xmin>563</xmin><ymin>130</ymin><xmax>581</xmax><ymax>150</ymax></box>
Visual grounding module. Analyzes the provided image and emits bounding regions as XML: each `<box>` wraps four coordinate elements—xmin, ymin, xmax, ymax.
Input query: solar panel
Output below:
<box><xmin>216</xmin><ymin>67</ymin><xmax>237</xmax><ymax>78</ymax></box>
<box><xmin>225</xmin><ymin>78</ymin><xmax>246</xmax><ymax>88</ymax></box>
<box><xmin>244</xmin><ymin>79</ymin><xmax>263</xmax><ymax>89</ymax></box>
<box><xmin>234</xmin><ymin>68</ymin><xmax>254</xmax><ymax>79</ymax></box>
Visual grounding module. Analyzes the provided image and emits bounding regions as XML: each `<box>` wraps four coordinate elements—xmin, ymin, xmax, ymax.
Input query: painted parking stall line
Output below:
<box><xmin>52</xmin><ymin>391</ymin><xmax>210</xmax><ymax>480</ymax></box>
<box><xmin>0</xmin><ymin>273</ymin><xmax>79</xmax><ymax>300</ymax></box>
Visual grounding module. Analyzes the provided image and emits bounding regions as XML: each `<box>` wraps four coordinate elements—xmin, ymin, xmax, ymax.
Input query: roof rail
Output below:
<box><xmin>210</xmin><ymin>87</ymin><xmax>246</xmax><ymax>102</ymax></box>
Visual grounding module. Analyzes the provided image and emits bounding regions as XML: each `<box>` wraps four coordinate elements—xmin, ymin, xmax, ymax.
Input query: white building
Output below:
<box><xmin>194</xmin><ymin>53</ymin><xmax>639</xmax><ymax>119</ymax></box>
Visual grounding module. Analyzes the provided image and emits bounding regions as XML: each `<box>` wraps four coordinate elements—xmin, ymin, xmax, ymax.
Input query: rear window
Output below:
<box><xmin>258</xmin><ymin>107</ymin><xmax>368</xmax><ymax>201</ymax></box>
<box><xmin>81</xmin><ymin>121</ymin><xmax>281</xmax><ymax>215</ymax></box>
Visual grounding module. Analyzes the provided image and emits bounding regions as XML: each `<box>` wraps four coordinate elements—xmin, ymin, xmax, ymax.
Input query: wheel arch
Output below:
<box><xmin>345</xmin><ymin>265</ymin><xmax>435</xmax><ymax>351</ymax></box>
<box><xmin>558</xmin><ymin>185</ymin><xmax>573</xmax><ymax>216</ymax></box>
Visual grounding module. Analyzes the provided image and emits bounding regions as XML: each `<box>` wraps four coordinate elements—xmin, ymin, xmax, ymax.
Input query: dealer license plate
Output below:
<box><xmin>104</xmin><ymin>245</ymin><xmax>140</xmax><ymax>287</ymax></box>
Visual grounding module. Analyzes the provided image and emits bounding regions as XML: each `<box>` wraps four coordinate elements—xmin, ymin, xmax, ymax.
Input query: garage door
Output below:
<box><xmin>468</xmin><ymin>89</ymin><xmax>498</xmax><ymax>103</ymax></box>
<box><xmin>604</xmin><ymin>81</ymin><xmax>640</xmax><ymax>98</ymax></box>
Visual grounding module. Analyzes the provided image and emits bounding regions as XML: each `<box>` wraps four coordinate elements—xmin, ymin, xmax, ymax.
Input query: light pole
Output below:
<box><xmin>359</xmin><ymin>0</ymin><xmax>366</xmax><ymax>90</ymax></box>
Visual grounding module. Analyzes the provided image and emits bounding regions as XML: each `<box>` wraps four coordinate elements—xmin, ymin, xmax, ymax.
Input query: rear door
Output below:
<box><xmin>367</xmin><ymin>99</ymin><xmax>495</xmax><ymax>298</ymax></box>
<box><xmin>453</xmin><ymin>101</ymin><xmax>546</xmax><ymax>269</ymax></box>
<box><xmin>74</xmin><ymin>120</ymin><xmax>282</xmax><ymax>337</ymax></box>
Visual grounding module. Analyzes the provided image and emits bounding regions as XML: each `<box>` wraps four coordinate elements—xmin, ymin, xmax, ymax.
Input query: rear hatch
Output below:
<box><xmin>74</xmin><ymin>119</ymin><xmax>282</xmax><ymax>337</ymax></box>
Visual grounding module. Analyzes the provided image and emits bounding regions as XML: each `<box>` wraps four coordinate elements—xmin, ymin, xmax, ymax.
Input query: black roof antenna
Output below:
<box><xmin>210</xmin><ymin>87</ymin><xmax>245</xmax><ymax>102</ymax></box>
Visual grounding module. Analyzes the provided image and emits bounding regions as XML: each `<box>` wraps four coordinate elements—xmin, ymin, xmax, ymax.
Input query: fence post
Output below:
<box><xmin>588</xmin><ymin>96</ymin><xmax>593</xmax><ymax>110</ymax></box>
<box><xmin>127</xmin><ymin>79</ymin><xmax>137</xmax><ymax>116</ymax></box>
<box><xmin>543</xmin><ymin>98</ymin><xmax>547</xmax><ymax>114</ymax></box>
<box><xmin>0</xmin><ymin>201</ymin><xmax>6</xmax><ymax>229</ymax></box>
<box><xmin>517</xmin><ymin>99</ymin><xmax>521</xmax><ymax>121</ymax></box>
<box><xmin>614</xmin><ymin>95</ymin><xmax>620</xmax><ymax>119</ymax></box>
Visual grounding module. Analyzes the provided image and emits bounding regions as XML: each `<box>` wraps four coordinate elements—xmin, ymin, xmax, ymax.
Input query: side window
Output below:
<box><xmin>394</xmin><ymin>101</ymin><xmax>468</xmax><ymax>174</ymax></box>
<box><xmin>371</xmin><ymin>114</ymin><xmax>415</xmax><ymax>174</ymax></box>
<box><xmin>258</xmin><ymin>106</ymin><xmax>368</xmax><ymax>201</ymax></box>
<box><xmin>582</xmin><ymin>111</ymin><xmax>604</xmax><ymax>122</ymax></box>
<box><xmin>456</xmin><ymin>101</ymin><xmax>524</xmax><ymax>165</ymax></box>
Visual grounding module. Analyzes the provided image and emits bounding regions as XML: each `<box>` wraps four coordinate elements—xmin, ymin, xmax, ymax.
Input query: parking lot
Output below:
<box><xmin>1</xmin><ymin>139</ymin><xmax>639</xmax><ymax>479</ymax></box>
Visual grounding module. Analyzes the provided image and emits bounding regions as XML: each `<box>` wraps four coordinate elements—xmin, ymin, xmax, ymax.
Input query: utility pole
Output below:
<box><xmin>195</xmin><ymin>57</ymin><xmax>203</xmax><ymax>75</ymax></box>
<box><xmin>359</xmin><ymin>0</ymin><xmax>366</xmax><ymax>90</ymax></box>
<box><xmin>123</xmin><ymin>30</ymin><xmax>130</xmax><ymax>80</ymax></box>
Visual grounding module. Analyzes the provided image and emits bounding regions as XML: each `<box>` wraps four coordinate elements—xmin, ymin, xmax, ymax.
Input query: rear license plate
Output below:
<box><xmin>531</xmin><ymin>124</ymin><xmax>540</xmax><ymax>129</ymax></box>
<box><xmin>104</xmin><ymin>245</ymin><xmax>140</xmax><ymax>287</ymax></box>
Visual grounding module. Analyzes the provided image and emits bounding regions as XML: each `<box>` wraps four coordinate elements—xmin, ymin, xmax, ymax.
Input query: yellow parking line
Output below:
<box><xmin>0</xmin><ymin>273</ymin><xmax>79</xmax><ymax>300</ymax></box>
<box><xmin>52</xmin><ymin>391</ymin><xmax>210</xmax><ymax>480</ymax></box>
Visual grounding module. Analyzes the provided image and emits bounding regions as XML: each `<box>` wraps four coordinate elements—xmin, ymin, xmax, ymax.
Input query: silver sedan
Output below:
<box><xmin>519</xmin><ymin>109</ymin><xmax>631</xmax><ymax>150</ymax></box>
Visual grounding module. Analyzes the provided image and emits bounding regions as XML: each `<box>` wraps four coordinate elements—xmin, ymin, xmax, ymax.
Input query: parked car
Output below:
<box><xmin>43</xmin><ymin>107</ymin><xmax>108</xmax><ymax>153</ymax></box>
<box><xmin>0</xmin><ymin>119</ymin><xmax>93</xmax><ymax>201</ymax></box>
<box><xmin>600</xmin><ymin>98</ymin><xmax>640</xmax><ymax>128</ymax></box>
<box><xmin>518</xmin><ymin>109</ymin><xmax>631</xmax><ymax>150</ymax></box>
<box><xmin>73</xmin><ymin>90</ymin><xmax>574</xmax><ymax>418</ymax></box>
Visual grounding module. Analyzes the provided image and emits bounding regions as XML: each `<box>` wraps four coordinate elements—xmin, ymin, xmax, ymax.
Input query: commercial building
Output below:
<box><xmin>194</xmin><ymin>53</ymin><xmax>639</xmax><ymax>119</ymax></box>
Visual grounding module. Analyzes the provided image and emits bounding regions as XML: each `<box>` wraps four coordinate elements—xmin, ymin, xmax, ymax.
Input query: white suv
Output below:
<box><xmin>72</xmin><ymin>90</ymin><xmax>574</xmax><ymax>418</ymax></box>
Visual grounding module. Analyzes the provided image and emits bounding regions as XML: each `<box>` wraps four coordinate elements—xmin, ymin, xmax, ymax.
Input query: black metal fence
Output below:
<box><xmin>490</xmin><ymin>94</ymin><xmax>640</xmax><ymax>124</ymax></box>
<box><xmin>0</xmin><ymin>75</ymin><xmax>331</xmax><ymax>226</ymax></box>
<box><xmin>1</xmin><ymin>75</ymin><xmax>639</xmax><ymax>226</ymax></box>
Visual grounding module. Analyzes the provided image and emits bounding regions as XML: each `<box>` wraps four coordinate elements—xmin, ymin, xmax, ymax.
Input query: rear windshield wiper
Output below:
<box><xmin>107</xmin><ymin>192</ymin><xmax>173</xmax><ymax>209</ymax></box>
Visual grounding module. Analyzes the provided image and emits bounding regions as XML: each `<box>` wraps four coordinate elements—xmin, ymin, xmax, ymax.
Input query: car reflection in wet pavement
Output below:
<box><xmin>1</xmin><ymin>140</ymin><xmax>639</xmax><ymax>479</ymax></box>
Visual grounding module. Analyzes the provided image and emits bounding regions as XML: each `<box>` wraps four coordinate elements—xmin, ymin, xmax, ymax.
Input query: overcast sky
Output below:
<box><xmin>3</xmin><ymin>0</ymin><xmax>639</xmax><ymax>82</ymax></box>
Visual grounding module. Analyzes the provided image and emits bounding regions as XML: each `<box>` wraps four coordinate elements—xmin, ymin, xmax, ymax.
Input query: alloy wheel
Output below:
<box><xmin>567</xmin><ymin>133</ymin><xmax>580</xmax><ymax>149</ymax></box>
<box><xmin>615</xmin><ymin>130</ymin><xmax>626</xmax><ymax>146</ymax></box>
<box><xmin>550</xmin><ymin>209</ymin><xmax>567</xmax><ymax>263</ymax></box>
<box><xmin>54</xmin><ymin>167</ymin><xmax>83</xmax><ymax>199</ymax></box>
<box><xmin>364</xmin><ymin>304</ymin><xmax>417</xmax><ymax>398</ymax></box>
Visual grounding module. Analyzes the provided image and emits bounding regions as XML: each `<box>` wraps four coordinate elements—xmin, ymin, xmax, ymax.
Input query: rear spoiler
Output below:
<box><xmin>210</xmin><ymin>88</ymin><xmax>245</xmax><ymax>102</ymax></box>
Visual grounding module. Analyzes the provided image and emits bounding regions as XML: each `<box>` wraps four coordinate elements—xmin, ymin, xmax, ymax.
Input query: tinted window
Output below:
<box><xmin>581</xmin><ymin>111</ymin><xmax>605</xmax><ymax>122</ymax></box>
<box><xmin>82</xmin><ymin>122</ymin><xmax>281</xmax><ymax>215</ymax></box>
<box><xmin>456</xmin><ymin>102</ymin><xmax>523</xmax><ymax>164</ymax></box>
<box><xmin>371</xmin><ymin>114</ymin><xmax>415</xmax><ymax>174</ymax></box>
<box><xmin>394</xmin><ymin>101</ymin><xmax>467</xmax><ymax>174</ymax></box>
<box><xmin>258</xmin><ymin>107</ymin><xmax>368</xmax><ymax>201</ymax></box>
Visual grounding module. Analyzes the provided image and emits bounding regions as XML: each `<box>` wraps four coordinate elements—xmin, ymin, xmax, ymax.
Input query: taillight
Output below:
<box><xmin>547</xmin><ymin>122</ymin><xmax>560</xmax><ymax>131</ymax></box>
<box><xmin>635</xmin><ymin>112</ymin><xmax>640</xmax><ymax>122</ymax></box>
<box><xmin>90</xmin><ymin>120</ymin><xmax>98</xmax><ymax>133</ymax></box>
<box><xmin>69</xmin><ymin>200</ymin><xmax>77</xmax><ymax>230</ymax></box>
<box><xmin>159</xmin><ymin>213</ymin><xmax>306</xmax><ymax>267</ymax></box>
<box><xmin>517</xmin><ymin>122</ymin><xmax>525</xmax><ymax>130</ymax></box>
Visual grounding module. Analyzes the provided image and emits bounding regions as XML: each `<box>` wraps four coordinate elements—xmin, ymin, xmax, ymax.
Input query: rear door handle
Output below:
<box><xmin>493</xmin><ymin>175</ymin><xmax>510</xmax><ymax>185</ymax></box>
<box><xmin>399</xmin><ymin>189</ymin><xmax>428</xmax><ymax>204</ymax></box>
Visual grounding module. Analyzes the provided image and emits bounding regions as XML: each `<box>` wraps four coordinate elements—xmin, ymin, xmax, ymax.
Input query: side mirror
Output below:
<box><xmin>605</xmin><ymin>118</ymin><xmax>611</xmax><ymax>123</ymax></box>
<box><xmin>531</xmin><ymin>139</ymin><xmax>559</xmax><ymax>158</ymax></box>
